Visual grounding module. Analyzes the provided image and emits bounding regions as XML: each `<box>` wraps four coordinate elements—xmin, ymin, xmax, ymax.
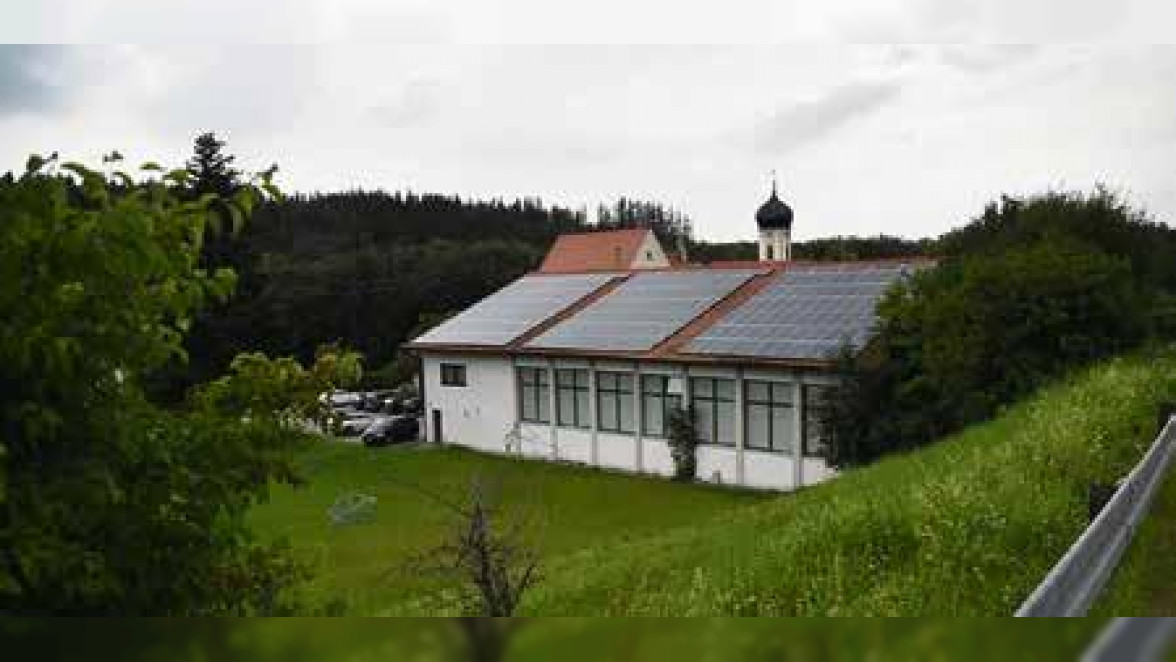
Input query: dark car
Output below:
<box><xmin>362</xmin><ymin>415</ymin><xmax>419</xmax><ymax>447</ymax></box>
<box><xmin>358</xmin><ymin>393</ymin><xmax>384</xmax><ymax>413</ymax></box>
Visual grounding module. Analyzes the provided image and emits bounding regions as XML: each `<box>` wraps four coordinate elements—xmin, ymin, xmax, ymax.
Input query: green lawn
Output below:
<box><xmin>249</xmin><ymin>441</ymin><xmax>768</xmax><ymax>614</ymax></box>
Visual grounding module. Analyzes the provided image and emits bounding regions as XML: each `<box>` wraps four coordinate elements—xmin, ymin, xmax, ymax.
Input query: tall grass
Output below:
<box><xmin>516</xmin><ymin>351</ymin><xmax>1176</xmax><ymax>615</ymax></box>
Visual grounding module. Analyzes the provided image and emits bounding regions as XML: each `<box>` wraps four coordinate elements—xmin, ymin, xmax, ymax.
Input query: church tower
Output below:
<box><xmin>756</xmin><ymin>176</ymin><xmax>793</xmax><ymax>262</ymax></box>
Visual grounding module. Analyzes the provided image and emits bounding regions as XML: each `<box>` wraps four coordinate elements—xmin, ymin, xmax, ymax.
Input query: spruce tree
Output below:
<box><xmin>185</xmin><ymin>131</ymin><xmax>240</xmax><ymax>199</ymax></box>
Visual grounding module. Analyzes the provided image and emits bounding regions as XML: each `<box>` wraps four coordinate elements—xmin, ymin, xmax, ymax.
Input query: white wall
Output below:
<box><xmin>631</xmin><ymin>230</ymin><xmax>671</xmax><ymax>270</ymax></box>
<box><xmin>743</xmin><ymin>449</ymin><xmax>798</xmax><ymax>491</ymax></box>
<box><xmin>758</xmin><ymin>228</ymin><xmax>791</xmax><ymax>262</ymax></box>
<box><xmin>598</xmin><ymin>432</ymin><xmax>638</xmax><ymax>471</ymax></box>
<box><xmin>554</xmin><ymin>428</ymin><xmax>592</xmax><ymax>465</ymax></box>
<box><xmin>697</xmin><ymin>445</ymin><xmax>739</xmax><ymax>486</ymax></box>
<box><xmin>420</xmin><ymin>351</ymin><xmax>838</xmax><ymax>492</ymax></box>
<box><xmin>421</xmin><ymin>353</ymin><xmax>517</xmax><ymax>453</ymax></box>
<box><xmin>642</xmin><ymin>438</ymin><xmax>675</xmax><ymax>477</ymax></box>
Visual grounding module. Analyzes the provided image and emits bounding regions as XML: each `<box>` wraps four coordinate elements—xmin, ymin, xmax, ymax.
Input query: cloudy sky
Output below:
<box><xmin>2</xmin><ymin>1</ymin><xmax>1176</xmax><ymax>242</ymax></box>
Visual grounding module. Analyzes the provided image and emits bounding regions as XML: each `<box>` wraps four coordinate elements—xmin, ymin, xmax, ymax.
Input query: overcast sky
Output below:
<box><xmin>3</xmin><ymin>1</ymin><xmax>1176</xmax><ymax>242</ymax></box>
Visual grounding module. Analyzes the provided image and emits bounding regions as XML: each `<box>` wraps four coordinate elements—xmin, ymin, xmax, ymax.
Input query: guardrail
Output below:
<box><xmin>1081</xmin><ymin>618</ymin><xmax>1176</xmax><ymax>662</ymax></box>
<box><xmin>1016</xmin><ymin>415</ymin><xmax>1176</xmax><ymax>617</ymax></box>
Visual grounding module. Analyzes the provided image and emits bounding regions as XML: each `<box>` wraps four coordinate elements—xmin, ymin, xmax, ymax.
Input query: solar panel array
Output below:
<box><xmin>684</xmin><ymin>263</ymin><xmax>916</xmax><ymax>360</ymax></box>
<box><xmin>526</xmin><ymin>269</ymin><xmax>764</xmax><ymax>352</ymax></box>
<box><xmin>412</xmin><ymin>273</ymin><xmax>618</xmax><ymax>347</ymax></box>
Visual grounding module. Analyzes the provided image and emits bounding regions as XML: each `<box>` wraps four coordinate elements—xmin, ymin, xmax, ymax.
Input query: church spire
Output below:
<box><xmin>756</xmin><ymin>172</ymin><xmax>793</xmax><ymax>262</ymax></box>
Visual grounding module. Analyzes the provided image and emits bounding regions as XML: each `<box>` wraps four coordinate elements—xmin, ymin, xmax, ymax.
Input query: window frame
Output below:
<box><xmin>596</xmin><ymin>371</ymin><xmax>636</xmax><ymax>434</ymax></box>
<box><xmin>744</xmin><ymin>380</ymin><xmax>795</xmax><ymax>453</ymax></box>
<box><xmin>440</xmin><ymin>363</ymin><xmax>467</xmax><ymax>387</ymax></box>
<box><xmin>690</xmin><ymin>376</ymin><xmax>736</xmax><ymax>446</ymax></box>
<box><xmin>640</xmin><ymin>374</ymin><xmax>682</xmax><ymax>438</ymax></box>
<box><xmin>517</xmin><ymin>366</ymin><xmax>550</xmax><ymax>424</ymax></box>
<box><xmin>555</xmin><ymin>368</ymin><xmax>591</xmax><ymax>429</ymax></box>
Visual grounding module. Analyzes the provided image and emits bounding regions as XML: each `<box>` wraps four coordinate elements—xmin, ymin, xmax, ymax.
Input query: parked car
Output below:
<box><xmin>358</xmin><ymin>393</ymin><xmax>384</xmax><ymax>413</ymax></box>
<box><xmin>362</xmin><ymin>415</ymin><xmax>420</xmax><ymax>446</ymax></box>
<box><xmin>323</xmin><ymin>390</ymin><xmax>362</xmax><ymax>409</ymax></box>
<box><xmin>339</xmin><ymin>412</ymin><xmax>381</xmax><ymax>437</ymax></box>
<box><xmin>400</xmin><ymin>397</ymin><xmax>422</xmax><ymax>415</ymax></box>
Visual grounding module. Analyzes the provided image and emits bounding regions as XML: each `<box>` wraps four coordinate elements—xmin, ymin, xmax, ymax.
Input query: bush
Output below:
<box><xmin>666</xmin><ymin>407</ymin><xmax>698</xmax><ymax>482</ymax></box>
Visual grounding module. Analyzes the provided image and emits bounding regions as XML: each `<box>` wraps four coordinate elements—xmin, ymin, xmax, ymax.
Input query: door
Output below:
<box><xmin>432</xmin><ymin>409</ymin><xmax>443</xmax><ymax>444</ymax></box>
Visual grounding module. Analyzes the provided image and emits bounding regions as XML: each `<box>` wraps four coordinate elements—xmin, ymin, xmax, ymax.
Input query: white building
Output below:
<box><xmin>406</xmin><ymin>188</ymin><xmax>929</xmax><ymax>491</ymax></box>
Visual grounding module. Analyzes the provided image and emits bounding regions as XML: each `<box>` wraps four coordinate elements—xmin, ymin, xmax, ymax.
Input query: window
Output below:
<box><xmin>802</xmin><ymin>384</ymin><xmax>832</xmax><ymax>458</ymax></box>
<box><xmin>691</xmin><ymin>377</ymin><xmax>735</xmax><ymax>446</ymax></box>
<box><xmin>597</xmin><ymin>372</ymin><xmax>635</xmax><ymax>433</ymax></box>
<box><xmin>745</xmin><ymin>380</ymin><xmax>795</xmax><ymax>453</ymax></box>
<box><xmin>517</xmin><ymin>367</ymin><xmax>550</xmax><ymax>424</ymax></box>
<box><xmin>556</xmin><ymin>369</ymin><xmax>590</xmax><ymax>429</ymax></box>
<box><xmin>641</xmin><ymin>374</ymin><xmax>682</xmax><ymax>437</ymax></box>
<box><xmin>440</xmin><ymin>363</ymin><xmax>467</xmax><ymax>387</ymax></box>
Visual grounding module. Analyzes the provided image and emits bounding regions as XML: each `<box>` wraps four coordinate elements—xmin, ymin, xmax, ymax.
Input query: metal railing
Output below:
<box><xmin>1081</xmin><ymin>618</ymin><xmax>1176</xmax><ymax>662</ymax></box>
<box><xmin>1016</xmin><ymin>415</ymin><xmax>1176</xmax><ymax>616</ymax></box>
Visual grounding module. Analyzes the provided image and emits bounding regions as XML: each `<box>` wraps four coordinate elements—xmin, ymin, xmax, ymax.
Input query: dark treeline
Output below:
<box><xmin>181</xmin><ymin>190</ymin><xmax>583</xmax><ymax>392</ymax></box>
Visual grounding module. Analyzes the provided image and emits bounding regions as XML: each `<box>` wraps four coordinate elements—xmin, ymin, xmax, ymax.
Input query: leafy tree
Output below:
<box><xmin>823</xmin><ymin>189</ymin><xmax>1169</xmax><ymax>468</ymax></box>
<box><xmin>0</xmin><ymin>154</ymin><xmax>349</xmax><ymax>614</ymax></box>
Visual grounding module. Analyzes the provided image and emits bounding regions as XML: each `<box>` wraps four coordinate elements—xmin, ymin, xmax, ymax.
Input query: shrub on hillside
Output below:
<box><xmin>825</xmin><ymin>189</ymin><xmax>1172</xmax><ymax>468</ymax></box>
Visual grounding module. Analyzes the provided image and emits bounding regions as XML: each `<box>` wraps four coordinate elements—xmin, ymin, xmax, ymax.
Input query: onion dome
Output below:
<box><xmin>756</xmin><ymin>182</ymin><xmax>793</xmax><ymax>230</ymax></box>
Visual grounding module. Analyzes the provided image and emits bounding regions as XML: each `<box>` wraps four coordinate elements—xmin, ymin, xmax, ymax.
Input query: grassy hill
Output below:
<box><xmin>251</xmin><ymin>350</ymin><xmax>1176</xmax><ymax>615</ymax></box>
<box><xmin>518</xmin><ymin>350</ymin><xmax>1176</xmax><ymax>615</ymax></box>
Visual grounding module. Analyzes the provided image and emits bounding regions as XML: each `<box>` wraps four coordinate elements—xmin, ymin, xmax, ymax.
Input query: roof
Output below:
<box><xmin>406</xmin><ymin>257</ymin><xmax>936</xmax><ymax>368</ymax></box>
<box><xmin>539</xmin><ymin>228</ymin><xmax>654</xmax><ymax>273</ymax></box>
<box><xmin>756</xmin><ymin>190</ymin><xmax>793</xmax><ymax>230</ymax></box>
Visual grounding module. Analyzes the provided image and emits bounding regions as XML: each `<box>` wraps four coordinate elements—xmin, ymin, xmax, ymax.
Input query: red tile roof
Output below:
<box><xmin>539</xmin><ymin>228</ymin><xmax>653</xmax><ymax>273</ymax></box>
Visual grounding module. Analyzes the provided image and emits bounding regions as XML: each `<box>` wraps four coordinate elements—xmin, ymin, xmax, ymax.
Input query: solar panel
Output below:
<box><xmin>526</xmin><ymin>269</ymin><xmax>764</xmax><ymax>352</ymax></box>
<box><xmin>412</xmin><ymin>273</ymin><xmax>618</xmax><ymax>347</ymax></box>
<box><xmin>684</xmin><ymin>263</ymin><xmax>920</xmax><ymax>360</ymax></box>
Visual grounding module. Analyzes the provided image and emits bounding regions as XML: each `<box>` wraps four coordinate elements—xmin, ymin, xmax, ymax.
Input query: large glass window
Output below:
<box><xmin>802</xmin><ymin>384</ymin><xmax>832</xmax><ymax>458</ymax></box>
<box><xmin>440</xmin><ymin>363</ymin><xmax>467</xmax><ymax>387</ymax></box>
<box><xmin>596</xmin><ymin>372</ymin><xmax>635</xmax><ymax>433</ymax></box>
<box><xmin>556</xmin><ymin>369</ymin><xmax>590</xmax><ymax>429</ymax></box>
<box><xmin>517</xmin><ymin>367</ymin><xmax>550</xmax><ymax>424</ymax></box>
<box><xmin>745</xmin><ymin>380</ymin><xmax>794</xmax><ymax>453</ymax></box>
<box><xmin>641</xmin><ymin>375</ymin><xmax>683</xmax><ymax>437</ymax></box>
<box><xmin>691</xmin><ymin>377</ymin><xmax>735</xmax><ymax>446</ymax></box>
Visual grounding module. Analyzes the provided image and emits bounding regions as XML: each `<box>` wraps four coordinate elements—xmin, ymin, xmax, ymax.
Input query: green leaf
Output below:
<box><xmin>163</xmin><ymin>169</ymin><xmax>193</xmax><ymax>186</ymax></box>
<box><xmin>227</xmin><ymin>202</ymin><xmax>245</xmax><ymax>238</ymax></box>
<box><xmin>261</xmin><ymin>182</ymin><xmax>284</xmax><ymax>201</ymax></box>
